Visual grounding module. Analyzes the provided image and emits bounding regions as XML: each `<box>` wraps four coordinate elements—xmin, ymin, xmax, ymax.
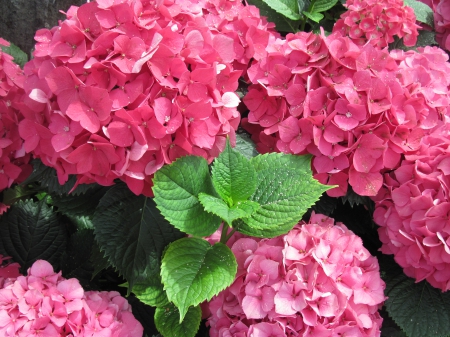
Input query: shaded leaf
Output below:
<box><xmin>93</xmin><ymin>184</ymin><xmax>184</xmax><ymax>289</ymax></box>
<box><xmin>382</xmin><ymin>255</ymin><xmax>450</xmax><ymax>337</ymax></box>
<box><xmin>51</xmin><ymin>185</ymin><xmax>110</xmax><ymax>217</ymax></box>
<box><xmin>0</xmin><ymin>199</ymin><xmax>67</xmax><ymax>273</ymax></box>
<box><xmin>60</xmin><ymin>229</ymin><xmax>95</xmax><ymax>287</ymax></box>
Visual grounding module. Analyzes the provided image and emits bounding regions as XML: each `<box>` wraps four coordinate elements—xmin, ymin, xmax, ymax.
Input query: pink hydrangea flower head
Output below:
<box><xmin>19</xmin><ymin>0</ymin><xmax>279</xmax><ymax>196</ymax></box>
<box><xmin>206</xmin><ymin>212</ymin><xmax>386</xmax><ymax>336</ymax></box>
<box><xmin>0</xmin><ymin>259</ymin><xmax>143</xmax><ymax>336</ymax></box>
<box><xmin>332</xmin><ymin>0</ymin><xmax>421</xmax><ymax>48</ymax></box>
<box><xmin>373</xmin><ymin>122</ymin><xmax>450</xmax><ymax>291</ymax></box>
<box><xmin>242</xmin><ymin>29</ymin><xmax>450</xmax><ymax>197</ymax></box>
<box><xmin>433</xmin><ymin>0</ymin><xmax>450</xmax><ymax>51</ymax></box>
<box><xmin>0</xmin><ymin>39</ymin><xmax>32</xmax><ymax>194</ymax></box>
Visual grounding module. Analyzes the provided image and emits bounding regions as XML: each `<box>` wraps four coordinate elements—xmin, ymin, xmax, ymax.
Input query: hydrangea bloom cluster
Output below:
<box><xmin>373</xmin><ymin>121</ymin><xmax>450</xmax><ymax>291</ymax></box>
<box><xmin>0</xmin><ymin>259</ymin><xmax>143</xmax><ymax>336</ymax></box>
<box><xmin>332</xmin><ymin>0</ymin><xmax>420</xmax><ymax>48</ymax></box>
<box><xmin>242</xmin><ymin>30</ymin><xmax>450</xmax><ymax>196</ymax></box>
<box><xmin>19</xmin><ymin>0</ymin><xmax>277</xmax><ymax>196</ymax></box>
<box><xmin>0</xmin><ymin>38</ymin><xmax>32</xmax><ymax>197</ymax></box>
<box><xmin>206</xmin><ymin>213</ymin><xmax>386</xmax><ymax>336</ymax></box>
<box><xmin>0</xmin><ymin>255</ymin><xmax>20</xmax><ymax>288</ymax></box>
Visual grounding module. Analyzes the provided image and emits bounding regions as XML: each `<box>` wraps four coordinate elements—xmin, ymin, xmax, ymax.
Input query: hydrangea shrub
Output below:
<box><xmin>0</xmin><ymin>0</ymin><xmax>450</xmax><ymax>337</ymax></box>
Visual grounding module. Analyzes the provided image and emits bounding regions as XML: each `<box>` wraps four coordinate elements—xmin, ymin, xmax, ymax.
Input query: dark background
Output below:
<box><xmin>0</xmin><ymin>0</ymin><xmax>86</xmax><ymax>56</ymax></box>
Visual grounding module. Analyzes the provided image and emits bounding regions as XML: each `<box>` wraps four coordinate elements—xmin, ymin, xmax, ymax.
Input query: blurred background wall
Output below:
<box><xmin>0</xmin><ymin>0</ymin><xmax>86</xmax><ymax>56</ymax></box>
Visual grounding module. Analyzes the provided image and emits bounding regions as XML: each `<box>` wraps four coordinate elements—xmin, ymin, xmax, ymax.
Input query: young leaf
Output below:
<box><xmin>160</xmin><ymin>237</ymin><xmax>237</xmax><ymax>321</ymax></box>
<box><xmin>262</xmin><ymin>0</ymin><xmax>302</xmax><ymax>20</ymax></box>
<box><xmin>302</xmin><ymin>10</ymin><xmax>324</xmax><ymax>22</ymax></box>
<box><xmin>385</xmin><ymin>271</ymin><xmax>450</xmax><ymax>337</ymax></box>
<box><xmin>404</xmin><ymin>0</ymin><xmax>434</xmax><ymax>28</ymax></box>
<box><xmin>311</xmin><ymin>0</ymin><xmax>338</xmax><ymax>12</ymax></box>
<box><xmin>93</xmin><ymin>184</ymin><xmax>184</xmax><ymax>289</ymax></box>
<box><xmin>154</xmin><ymin>303</ymin><xmax>201</xmax><ymax>337</ymax></box>
<box><xmin>0</xmin><ymin>199</ymin><xmax>67</xmax><ymax>273</ymax></box>
<box><xmin>153</xmin><ymin>156</ymin><xmax>222</xmax><ymax>236</ymax></box>
<box><xmin>198</xmin><ymin>193</ymin><xmax>260</xmax><ymax>225</ymax></box>
<box><xmin>132</xmin><ymin>274</ymin><xmax>170</xmax><ymax>307</ymax></box>
<box><xmin>211</xmin><ymin>139</ymin><xmax>257</xmax><ymax>205</ymax></box>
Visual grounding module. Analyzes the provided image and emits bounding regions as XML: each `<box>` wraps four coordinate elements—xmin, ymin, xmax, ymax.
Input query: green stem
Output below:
<box><xmin>220</xmin><ymin>223</ymin><xmax>230</xmax><ymax>244</ymax></box>
<box><xmin>225</xmin><ymin>228</ymin><xmax>237</xmax><ymax>242</ymax></box>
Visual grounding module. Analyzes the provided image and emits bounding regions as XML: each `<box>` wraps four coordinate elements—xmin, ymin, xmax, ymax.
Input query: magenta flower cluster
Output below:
<box><xmin>373</xmin><ymin>121</ymin><xmax>450</xmax><ymax>291</ymax></box>
<box><xmin>332</xmin><ymin>0</ymin><xmax>420</xmax><ymax>48</ymax></box>
<box><xmin>206</xmin><ymin>213</ymin><xmax>386</xmax><ymax>337</ymax></box>
<box><xmin>241</xmin><ymin>29</ymin><xmax>450</xmax><ymax>197</ymax></box>
<box><xmin>0</xmin><ymin>259</ymin><xmax>143</xmax><ymax>336</ymax></box>
<box><xmin>0</xmin><ymin>39</ymin><xmax>32</xmax><ymax>202</ymax></box>
<box><xmin>18</xmin><ymin>0</ymin><xmax>276</xmax><ymax>196</ymax></box>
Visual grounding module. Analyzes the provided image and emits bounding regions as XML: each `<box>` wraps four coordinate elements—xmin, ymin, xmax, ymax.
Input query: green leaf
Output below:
<box><xmin>302</xmin><ymin>10</ymin><xmax>324</xmax><ymax>22</ymax></box>
<box><xmin>250</xmin><ymin>153</ymin><xmax>312</xmax><ymax>175</ymax></box>
<box><xmin>161</xmin><ymin>238</ymin><xmax>237</xmax><ymax>321</ymax></box>
<box><xmin>248</xmin><ymin>0</ymin><xmax>301</xmax><ymax>32</ymax></box>
<box><xmin>389</xmin><ymin>30</ymin><xmax>437</xmax><ymax>51</ymax></box>
<box><xmin>154</xmin><ymin>303</ymin><xmax>201</xmax><ymax>337</ymax></box>
<box><xmin>297</xmin><ymin>0</ymin><xmax>310</xmax><ymax>12</ymax></box>
<box><xmin>311</xmin><ymin>0</ymin><xmax>338</xmax><ymax>12</ymax></box>
<box><xmin>211</xmin><ymin>139</ymin><xmax>257</xmax><ymax>205</ymax></box>
<box><xmin>60</xmin><ymin>229</ymin><xmax>95</xmax><ymax>287</ymax></box>
<box><xmin>235</xmin><ymin>131</ymin><xmax>259</xmax><ymax>159</ymax></box>
<box><xmin>384</xmin><ymin>269</ymin><xmax>450</xmax><ymax>337</ymax></box>
<box><xmin>93</xmin><ymin>184</ymin><xmax>184</xmax><ymax>289</ymax></box>
<box><xmin>0</xmin><ymin>199</ymin><xmax>67</xmax><ymax>273</ymax></box>
<box><xmin>66</xmin><ymin>215</ymin><xmax>94</xmax><ymax>230</ymax></box>
<box><xmin>1</xmin><ymin>42</ymin><xmax>28</xmax><ymax>68</ymax></box>
<box><xmin>341</xmin><ymin>185</ymin><xmax>372</xmax><ymax>208</ymax></box>
<box><xmin>21</xmin><ymin>159</ymin><xmax>95</xmax><ymax>195</ymax></box>
<box><xmin>89</xmin><ymin>241</ymin><xmax>111</xmax><ymax>279</ymax></box>
<box><xmin>153</xmin><ymin>156</ymin><xmax>222</xmax><ymax>236</ymax></box>
<box><xmin>235</xmin><ymin>154</ymin><xmax>328</xmax><ymax>238</ymax></box>
<box><xmin>133</xmin><ymin>274</ymin><xmax>170</xmax><ymax>307</ymax></box>
<box><xmin>198</xmin><ymin>193</ymin><xmax>259</xmax><ymax>225</ymax></box>
<box><xmin>50</xmin><ymin>185</ymin><xmax>110</xmax><ymax>217</ymax></box>
<box><xmin>404</xmin><ymin>0</ymin><xmax>434</xmax><ymax>28</ymax></box>
<box><xmin>262</xmin><ymin>0</ymin><xmax>301</xmax><ymax>20</ymax></box>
